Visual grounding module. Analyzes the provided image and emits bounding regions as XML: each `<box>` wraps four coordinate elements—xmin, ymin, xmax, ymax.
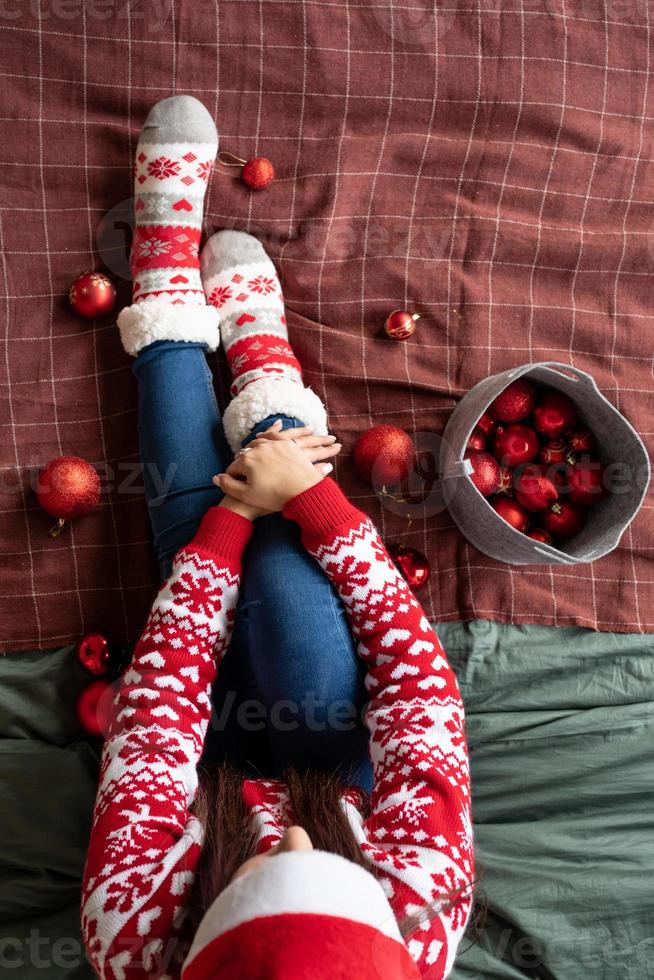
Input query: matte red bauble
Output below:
<box><xmin>488</xmin><ymin>379</ymin><xmax>536</xmax><ymax>423</ymax></box>
<box><xmin>465</xmin><ymin>450</ymin><xmax>501</xmax><ymax>497</ymax></box>
<box><xmin>568</xmin><ymin>428</ymin><xmax>595</xmax><ymax>455</ymax></box>
<box><xmin>76</xmin><ymin>632</ymin><xmax>111</xmax><ymax>677</ymax></box>
<box><xmin>541</xmin><ymin>500</ymin><xmax>586</xmax><ymax>540</ymax></box>
<box><xmin>533</xmin><ymin>390</ymin><xmax>578</xmax><ymax>438</ymax></box>
<box><xmin>353</xmin><ymin>425</ymin><xmax>416</xmax><ymax>486</ymax></box>
<box><xmin>539</xmin><ymin>439</ymin><xmax>567</xmax><ymax>465</ymax></box>
<box><xmin>242</xmin><ymin>156</ymin><xmax>275</xmax><ymax>190</ymax></box>
<box><xmin>527</xmin><ymin>528</ymin><xmax>553</xmax><ymax>544</ymax></box>
<box><xmin>384</xmin><ymin>309</ymin><xmax>420</xmax><ymax>340</ymax></box>
<box><xmin>36</xmin><ymin>455</ymin><xmax>101</xmax><ymax>536</ymax></box>
<box><xmin>76</xmin><ymin>679</ymin><xmax>113</xmax><ymax>739</ymax></box>
<box><xmin>514</xmin><ymin>464</ymin><xmax>559</xmax><ymax>512</ymax></box>
<box><xmin>466</xmin><ymin>428</ymin><xmax>486</xmax><ymax>452</ymax></box>
<box><xmin>69</xmin><ymin>271</ymin><xmax>116</xmax><ymax>318</ymax></box>
<box><xmin>388</xmin><ymin>544</ymin><xmax>430</xmax><ymax>590</ymax></box>
<box><xmin>493</xmin><ymin>424</ymin><xmax>540</xmax><ymax>467</ymax></box>
<box><xmin>476</xmin><ymin>412</ymin><xmax>497</xmax><ymax>438</ymax></box>
<box><xmin>490</xmin><ymin>495</ymin><xmax>529</xmax><ymax>533</ymax></box>
<box><xmin>567</xmin><ymin>459</ymin><xmax>608</xmax><ymax>507</ymax></box>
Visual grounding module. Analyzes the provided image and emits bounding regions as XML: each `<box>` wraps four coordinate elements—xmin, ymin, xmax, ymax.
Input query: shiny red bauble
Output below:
<box><xmin>465</xmin><ymin>450</ymin><xmax>501</xmax><ymax>497</ymax></box>
<box><xmin>76</xmin><ymin>679</ymin><xmax>114</xmax><ymax>739</ymax></box>
<box><xmin>514</xmin><ymin>464</ymin><xmax>559</xmax><ymax>512</ymax></box>
<box><xmin>490</xmin><ymin>495</ymin><xmax>529</xmax><ymax>533</ymax></box>
<box><xmin>567</xmin><ymin>459</ymin><xmax>608</xmax><ymax>507</ymax></box>
<box><xmin>539</xmin><ymin>438</ymin><xmax>568</xmax><ymax>465</ymax></box>
<box><xmin>242</xmin><ymin>156</ymin><xmax>275</xmax><ymax>190</ymax></box>
<box><xmin>353</xmin><ymin>424</ymin><xmax>416</xmax><ymax>486</ymax></box>
<box><xmin>493</xmin><ymin>424</ymin><xmax>540</xmax><ymax>467</ymax></box>
<box><xmin>388</xmin><ymin>545</ymin><xmax>430</xmax><ymax>590</ymax></box>
<box><xmin>533</xmin><ymin>390</ymin><xmax>578</xmax><ymax>438</ymax></box>
<box><xmin>541</xmin><ymin>500</ymin><xmax>587</xmax><ymax>540</ymax></box>
<box><xmin>527</xmin><ymin>528</ymin><xmax>553</xmax><ymax>544</ymax></box>
<box><xmin>568</xmin><ymin>428</ymin><xmax>595</xmax><ymax>455</ymax></box>
<box><xmin>76</xmin><ymin>632</ymin><xmax>111</xmax><ymax>677</ymax></box>
<box><xmin>476</xmin><ymin>412</ymin><xmax>497</xmax><ymax>438</ymax></box>
<box><xmin>36</xmin><ymin>456</ymin><xmax>101</xmax><ymax>531</ymax></box>
<box><xmin>466</xmin><ymin>428</ymin><xmax>486</xmax><ymax>452</ymax></box>
<box><xmin>69</xmin><ymin>271</ymin><xmax>116</xmax><ymax>318</ymax></box>
<box><xmin>488</xmin><ymin>379</ymin><xmax>536</xmax><ymax>423</ymax></box>
<box><xmin>384</xmin><ymin>309</ymin><xmax>420</xmax><ymax>340</ymax></box>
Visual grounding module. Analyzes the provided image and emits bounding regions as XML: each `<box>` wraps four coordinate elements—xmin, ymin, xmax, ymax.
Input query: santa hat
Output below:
<box><xmin>182</xmin><ymin>850</ymin><xmax>420</xmax><ymax>979</ymax></box>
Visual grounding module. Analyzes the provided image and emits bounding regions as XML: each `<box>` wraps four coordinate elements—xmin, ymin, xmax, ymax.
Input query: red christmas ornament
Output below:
<box><xmin>466</xmin><ymin>428</ymin><xmax>486</xmax><ymax>452</ymax></box>
<box><xmin>568</xmin><ymin>427</ymin><xmax>595</xmax><ymax>455</ymax></box>
<box><xmin>488</xmin><ymin>379</ymin><xmax>536</xmax><ymax>423</ymax></box>
<box><xmin>384</xmin><ymin>309</ymin><xmax>420</xmax><ymax>341</ymax></box>
<box><xmin>69</xmin><ymin>271</ymin><xmax>116</xmax><ymax>319</ymax></box>
<box><xmin>76</xmin><ymin>679</ymin><xmax>114</xmax><ymax>739</ymax></box>
<box><xmin>353</xmin><ymin>425</ymin><xmax>416</xmax><ymax>487</ymax></box>
<box><xmin>465</xmin><ymin>450</ymin><xmax>501</xmax><ymax>497</ymax></box>
<box><xmin>388</xmin><ymin>545</ymin><xmax>430</xmax><ymax>590</ymax></box>
<box><xmin>514</xmin><ymin>464</ymin><xmax>559</xmax><ymax>512</ymax></box>
<box><xmin>527</xmin><ymin>527</ymin><xmax>553</xmax><ymax>544</ymax></box>
<box><xmin>567</xmin><ymin>459</ymin><xmax>608</xmax><ymax>507</ymax></box>
<box><xmin>76</xmin><ymin>632</ymin><xmax>111</xmax><ymax>677</ymax></box>
<box><xmin>490</xmin><ymin>495</ymin><xmax>529</xmax><ymax>533</ymax></box>
<box><xmin>242</xmin><ymin>156</ymin><xmax>275</xmax><ymax>190</ymax></box>
<box><xmin>539</xmin><ymin>439</ymin><xmax>568</xmax><ymax>465</ymax></box>
<box><xmin>533</xmin><ymin>390</ymin><xmax>578</xmax><ymax>438</ymax></box>
<box><xmin>36</xmin><ymin>455</ymin><xmax>101</xmax><ymax>537</ymax></box>
<box><xmin>476</xmin><ymin>411</ymin><xmax>497</xmax><ymax>438</ymax></box>
<box><xmin>541</xmin><ymin>500</ymin><xmax>586</xmax><ymax>540</ymax></box>
<box><xmin>493</xmin><ymin>424</ymin><xmax>540</xmax><ymax>467</ymax></box>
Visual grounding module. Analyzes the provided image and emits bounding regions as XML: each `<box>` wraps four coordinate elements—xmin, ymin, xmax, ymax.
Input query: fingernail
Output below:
<box><xmin>323</xmin><ymin>463</ymin><xmax>333</xmax><ymax>474</ymax></box>
<box><xmin>268</xmin><ymin>419</ymin><xmax>283</xmax><ymax>430</ymax></box>
<box><xmin>213</xmin><ymin>475</ymin><xmax>222</xmax><ymax>483</ymax></box>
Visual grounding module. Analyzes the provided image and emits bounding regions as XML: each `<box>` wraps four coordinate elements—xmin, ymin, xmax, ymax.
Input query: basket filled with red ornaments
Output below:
<box><xmin>440</xmin><ymin>362</ymin><xmax>650</xmax><ymax>565</ymax></box>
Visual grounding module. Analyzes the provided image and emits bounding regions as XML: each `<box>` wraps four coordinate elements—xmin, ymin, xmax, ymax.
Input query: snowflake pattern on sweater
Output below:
<box><xmin>81</xmin><ymin>481</ymin><xmax>473</xmax><ymax>980</ymax></box>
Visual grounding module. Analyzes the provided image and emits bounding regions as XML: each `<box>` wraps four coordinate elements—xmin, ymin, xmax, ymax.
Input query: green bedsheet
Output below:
<box><xmin>0</xmin><ymin>623</ymin><xmax>652</xmax><ymax>979</ymax></box>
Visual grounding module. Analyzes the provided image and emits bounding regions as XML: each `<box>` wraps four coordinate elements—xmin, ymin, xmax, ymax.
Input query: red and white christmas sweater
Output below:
<box><xmin>81</xmin><ymin>478</ymin><xmax>473</xmax><ymax>980</ymax></box>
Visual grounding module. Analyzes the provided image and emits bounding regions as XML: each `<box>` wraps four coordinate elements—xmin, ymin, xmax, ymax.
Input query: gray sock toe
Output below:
<box><xmin>141</xmin><ymin>95</ymin><xmax>218</xmax><ymax>146</ymax></box>
<box><xmin>201</xmin><ymin>230</ymin><xmax>270</xmax><ymax>279</ymax></box>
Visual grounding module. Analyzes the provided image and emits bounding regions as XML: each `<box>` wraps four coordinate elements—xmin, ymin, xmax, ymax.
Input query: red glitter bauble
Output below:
<box><xmin>493</xmin><ymin>424</ymin><xmax>540</xmax><ymax>467</ymax></box>
<box><xmin>466</xmin><ymin>428</ymin><xmax>486</xmax><ymax>452</ymax></box>
<box><xmin>76</xmin><ymin>679</ymin><xmax>114</xmax><ymax>739</ymax></box>
<box><xmin>539</xmin><ymin>438</ymin><xmax>568</xmax><ymax>465</ymax></box>
<box><xmin>76</xmin><ymin>633</ymin><xmax>111</xmax><ymax>677</ymax></box>
<box><xmin>568</xmin><ymin>427</ymin><xmax>595</xmax><ymax>455</ymax></box>
<box><xmin>488</xmin><ymin>379</ymin><xmax>536</xmax><ymax>423</ymax></box>
<box><xmin>527</xmin><ymin>528</ymin><xmax>553</xmax><ymax>544</ymax></box>
<box><xmin>533</xmin><ymin>390</ymin><xmax>578</xmax><ymax>438</ymax></box>
<box><xmin>541</xmin><ymin>500</ymin><xmax>587</xmax><ymax>540</ymax></box>
<box><xmin>476</xmin><ymin>411</ymin><xmax>497</xmax><ymax>438</ymax></box>
<box><xmin>490</xmin><ymin>495</ymin><xmax>530</xmax><ymax>533</ymax></box>
<box><xmin>353</xmin><ymin>425</ymin><xmax>416</xmax><ymax>487</ymax></box>
<box><xmin>36</xmin><ymin>455</ymin><xmax>101</xmax><ymax>534</ymax></box>
<box><xmin>465</xmin><ymin>450</ymin><xmax>501</xmax><ymax>497</ymax></box>
<box><xmin>242</xmin><ymin>156</ymin><xmax>275</xmax><ymax>190</ymax></box>
<box><xmin>388</xmin><ymin>544</ymin><xmax>430</xmax><ymax>590</ymax></box>
<box><xmin>514</xmin><ymin>464</ymin><xmax>559</xmax><ymax>512</ymax></box>
<box><xmin>567</xmin><ymin>459</ymin><xmax>608</xmax><ymax>507</ymax></box>
<box><xmin>69</xmin><ymin>271</ymin><xmax>116</xmax><ymax>319</ymax></box>
<box><xmin>384</xmin><ymin>309</ymin><xmax>419</xmax><ymax>341</ymax></box>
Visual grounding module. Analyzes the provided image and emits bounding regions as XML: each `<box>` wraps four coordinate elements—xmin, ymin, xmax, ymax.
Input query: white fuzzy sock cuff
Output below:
<box><xmin>222</xmin><ymin>377</ymin><xmax>328</xmax><ymax>451</ymax></box>
<box><xmin>117</xmin><ymin>300</ymin><xmax>221</xmax><ymax>356</ymax></box>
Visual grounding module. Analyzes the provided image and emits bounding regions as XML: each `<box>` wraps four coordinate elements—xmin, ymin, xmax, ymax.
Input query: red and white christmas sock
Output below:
<box><xmin>201</xmin><ymin>230</ymin><xmax>328</xmax><ymax>450</ymax></box>
<box><xmin>117</xmin><ymin>95</ymin><xmax>220</xmax><ymax>356</ymax></box>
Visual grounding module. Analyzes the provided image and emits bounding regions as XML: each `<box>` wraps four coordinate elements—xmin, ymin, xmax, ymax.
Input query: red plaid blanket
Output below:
<box><xmin>1</xmin><ymin>2</ymin><xmax>652</xmax><ymax>648</ymax></box>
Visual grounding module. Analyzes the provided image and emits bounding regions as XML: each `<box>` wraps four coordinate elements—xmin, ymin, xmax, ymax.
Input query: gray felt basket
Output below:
<box><xmin>439</xmin><ymin>362</ymin><xmax>651</xmax><ymax>565</ymax></box>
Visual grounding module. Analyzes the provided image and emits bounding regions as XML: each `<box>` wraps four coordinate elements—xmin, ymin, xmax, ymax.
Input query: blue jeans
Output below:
<box><xmin>133</xmin><ymin>340</ymin><xmax>372</xmax><ymax>791</ymax></box>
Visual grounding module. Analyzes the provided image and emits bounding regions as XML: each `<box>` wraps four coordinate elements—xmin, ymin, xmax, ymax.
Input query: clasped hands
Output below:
<box><xmin>214</xmin><ymin>419</ymin><xmax>342</xmax><ymax>521</ymax></box>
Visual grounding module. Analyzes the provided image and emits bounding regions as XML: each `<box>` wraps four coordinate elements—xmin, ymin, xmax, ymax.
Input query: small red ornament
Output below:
<box><xmin>490</xmin><ymin>495</ymin><xmax>529</xmax><ymax>533</ymax></box>
<box><xmin>539</xmin><ymin>439</ymin><xmax>568</xmax><ymax>465</ymax></box>
<box><xmin>568</xmin><ymin>427</ymin><xmax>595</xmax><ymax>455</ymax></box>
<box><xmin>466</xmin><ymin>428</ymin><xmax>486</xmax><ymax>452</ymax></box>
<box><xmin>76</xmin><ymin>632</ymin><xmax>111</xmax><ymax>677</ymax></box>
<box><xmin>353</xmin><ymin>425</ymin><xmax>416</xmax><ymax>487</ymax></box>
<box><xmin>493</xmin><ymin>424</ymin><xmax>540</xmax><ymax>467</ymax></box>
<box><xmin>476</xmin><ymin>412</ymin><xmax>497</xmax><ymax>438</ymax></box>
<box><xmin>242</xmin><ymin>156</ymin><xmax>275</xmax><ymax>190</ymax></box>
<box><xmin>541</xmin><ymin>500</ymin><xmax>586</xmax><ymax>540</ymax></box>
<box><xmin>465</xmin><ymin>450</ymin><xmax>501</xmax><ymax>497</ymax></box>
<box><xmin>527</xmin><ymin>528</ymin><xmax>553</xmax><ymax>544</ymax></box>
<box><xmin>533</xmin><ymin>390</ymin><xmax>578</xmax><ymax>438</ymax></box>
<box><xmin>514</xmin><ymin>464</ymin><xmax>559</xmax><ymax>512</ymax></box>
<box><xmin>384</xmin><ymin>309</ymin><xmax>420</xmax><ymax>341</ymax></box>
<box><xmin>76</xmin><ymin>679</ymin><xmax>114</xmax><ymax>739</ymax></box>
<box><xmin>69</xmin><ymin>271</ymin><xmax>116</xmax><ymax>319</ymax></box>
<box><xmin>36</xmin><ymin>455</ymin><xmax>101</xmax><ymax>537</ymax></box>
<box><xmin>388</xmin><ymin>544</ymin><xmax>430</xmax><ymax>590</ymax></box>
<box><xmin>567</xmin><ymin>459</ymin><xmax>608</xmax><ymax>507</ymax></box>
<box><xmin>488</xmin><ymin>379</ymin><xmax>536</xmax><ymax>423</ymax></box>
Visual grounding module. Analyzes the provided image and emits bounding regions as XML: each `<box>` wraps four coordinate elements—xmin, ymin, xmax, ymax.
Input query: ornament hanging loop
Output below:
<box><xmin>49</xmin><ymin>518</ymin><xmax>67</xmax><ymax>539</ymax></box>
<box><xmin>217</xmin><ymin>151</ymin><xmax>247</xmax><ymax>175</ymax></box>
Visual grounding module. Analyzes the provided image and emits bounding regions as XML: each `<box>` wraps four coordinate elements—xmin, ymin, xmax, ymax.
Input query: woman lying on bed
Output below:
<box><xmin>81</xmin><ymin>96</ymin><xmax>474</xmax><ymax>980</ymax></box>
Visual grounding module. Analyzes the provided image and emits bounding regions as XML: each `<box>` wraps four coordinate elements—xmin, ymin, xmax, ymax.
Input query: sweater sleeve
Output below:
<box><xmin>283</xmin><ymin>479</ymin><xmax>474</xmax><ymax>979</ymax></box>
<box><xmin>81</xmin><ymin>506</ymin><xmax>253</xmax><ymax>980</ymax></box>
